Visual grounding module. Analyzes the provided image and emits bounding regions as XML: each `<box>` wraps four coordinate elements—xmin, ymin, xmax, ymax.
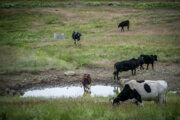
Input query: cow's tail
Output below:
<box><xmin>113</xmin><ymin>65</ymin><xmax>117</xmax><ymax>80</ymax></box>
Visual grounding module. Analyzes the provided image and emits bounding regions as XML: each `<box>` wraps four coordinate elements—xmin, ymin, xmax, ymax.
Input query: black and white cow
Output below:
<box><xmin>140</xmin><ymin>54</ymin><xmax>157</xmax><ymax>70</ymax></box>
<box><xmin>112</xmin><ymin>80</ymin><xmax>168</xmax><ymax>106</ymax></box>
<box><xmin>118</xmin><ymin>20</ymin><xmax>130</xmax><ymax>32</ymax></box>
<box><xmin>72</xmin><ymin>31</ymin><xmax>82</xmax><ymax>45</ymax></box>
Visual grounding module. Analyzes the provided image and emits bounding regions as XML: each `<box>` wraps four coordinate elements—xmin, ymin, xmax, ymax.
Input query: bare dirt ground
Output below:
<box><xmin>0</xmin><ymin>63</ymin><xmax>179</xmax><ymax>95</ymax></box>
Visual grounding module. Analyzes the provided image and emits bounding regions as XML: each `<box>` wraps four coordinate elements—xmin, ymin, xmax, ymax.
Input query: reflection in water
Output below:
<box><xmin>22</xmin><ymin>85</ymin><xmax>121</xmax><ymax>98</ymax></box>
<box><xmin>113</xmin><ymin>87</ymin><xmax>121</xmax><ymax>96</ymax></box>
<box><xmin>83</xmin><ymin>92</ymin><xmax>91</xmax><ymax>97</ymax></box>
<box><xmin>83</xmin><ymin>85</ymin><xmax>91</xmax><ymax>93</ymax></box>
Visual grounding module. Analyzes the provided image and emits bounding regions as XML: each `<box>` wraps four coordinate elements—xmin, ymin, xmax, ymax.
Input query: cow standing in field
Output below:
<box><xmin>112</xmin><ymin>80</ymin><xmax>168</xmax><ymax>106</ymax></box>
<box><xmin>82</xmin><ymin>74</ymin><xmax>92</xmax><ymax>92</ymax></box>
<box><xmin>118</xmin><ymin>20</ymin><xmax>130</xmax><ymax>32</ymax></box>
<box><xmin>140</xmin><ymin>54</ymin><xmax>157</xmax><ymax>70</ymax></box>
<box><xmin>72</xmin><ymin>31</ymin><xmax>81</xmax><ymax>46</ymax></box>
<box><xmin>113</xmin><ymin>57</ymin><xmax>144</xmax><ymax>80</ymax></box>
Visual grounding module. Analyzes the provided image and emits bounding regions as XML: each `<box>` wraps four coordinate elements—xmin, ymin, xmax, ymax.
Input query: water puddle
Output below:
<box><xmin>22</xmin><ymin>84</ymin><xmax>121</xmax><ymax>98</ymax></box>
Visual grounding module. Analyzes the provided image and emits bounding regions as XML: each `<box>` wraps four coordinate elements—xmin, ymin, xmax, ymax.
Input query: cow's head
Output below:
<box><xmin>151</xmin><ymin>55</ymin><xmax>157</xmax><ymax>61</ymax></box>
<box><xmin>112</xmin><ymin>97</ymin><xmax>121</xmax><ymax>105</ymax></box>
<box><xmin>112</xmin><ymin>84</ymin><xmax>136</xmax><ymax>105</ymax></box>
<box><xmin>153</xmin><ymin>55</ymin><xmax>157</xmax><ymax>61</ymax></box>
<box><xmin>83</xmin><ymin>74</ymin><xmax>88</xmax><ymax>79</ymax></box>
<box><xmin>118</xmin><ymin>24</ymin><xmax>121</xmax><ymax>28</ymax></box>
<box><xmin>83</xmin><ymin>74</ymin><xmax>91</xmax><ymax>80</ymax></box>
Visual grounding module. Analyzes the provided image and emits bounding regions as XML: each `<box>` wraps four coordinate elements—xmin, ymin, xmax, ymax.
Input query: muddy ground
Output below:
<box><xmin>0</xmin><ymin>63</ymin><xmax>180</xmax><ymax>95</ymax></box>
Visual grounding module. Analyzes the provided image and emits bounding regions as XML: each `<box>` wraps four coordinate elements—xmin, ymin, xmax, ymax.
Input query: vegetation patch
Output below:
<box><xmin>0</xmin><ymin>94</ymin><xmax>180</xmax><ymax>120</ymax></box>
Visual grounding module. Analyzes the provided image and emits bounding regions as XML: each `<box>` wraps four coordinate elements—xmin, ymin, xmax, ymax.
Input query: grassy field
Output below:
<box><xmin>0</xmin><ymin>0</ymin><xmax>180</xmax><ymax>72</ymax></box>
<box><xmin>0</xmin><ymin>94</ymin><xmax>180</xmax><ymax>120</ymax></box>
<box><xmin>0</xmin><ymin>0</ymin><xmax>180</xmax><ymax>119</ymax></box>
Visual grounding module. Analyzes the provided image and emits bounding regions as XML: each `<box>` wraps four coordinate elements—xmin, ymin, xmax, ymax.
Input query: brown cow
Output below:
<box><xmin>82</xmin><ymin>74</ymin><xmax>92</xmax><ymax>92</ymax></box>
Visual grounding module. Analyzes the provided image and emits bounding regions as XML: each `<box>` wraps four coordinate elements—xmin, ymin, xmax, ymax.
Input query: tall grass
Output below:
<box><xmin>0</xmin><ymin>94</ymin><xmax>180</xmax><ymax>120</ymax></box>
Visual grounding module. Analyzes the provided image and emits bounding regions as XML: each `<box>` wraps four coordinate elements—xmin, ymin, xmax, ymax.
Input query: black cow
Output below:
<box><xmin>113</xmin><ymin>57</ymin><xmax>144</xmax><ymax>80</ymax></box>
<box><xmin>113</xmin><ymin>60</ymin><xmax>132</xmax><ymax>80</ymax></box>
<box><xmin>72</xmin><ymin>31</ymin><xmax>81</xmax><ymax>45</ymax></box>
<box><xmin>118</xmin><ymin>20</ymin><xmax>130</xmax><ymax>32</ymax></box>
<box><xmin>129</xmin><ymin>57</ymin><xmax>144</xmax><ymax>74</ymax></box>
<box><xmin>140</xmin><ymin>54</ymin><xmax>157</xmax><ymax>70</ymax></box>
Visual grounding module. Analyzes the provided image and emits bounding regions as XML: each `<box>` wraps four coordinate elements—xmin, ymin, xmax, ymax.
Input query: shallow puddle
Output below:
<box><xmin>22</xmin><ymin>85</ymin><xmax>121</xmax><ymax>98</ymax></box>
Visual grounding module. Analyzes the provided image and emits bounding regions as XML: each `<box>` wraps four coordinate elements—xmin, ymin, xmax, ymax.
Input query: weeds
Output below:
<box><xmin>0</xmin><ymin>94</ymin><xmax>180</xmax><ymax>120</ymax></box>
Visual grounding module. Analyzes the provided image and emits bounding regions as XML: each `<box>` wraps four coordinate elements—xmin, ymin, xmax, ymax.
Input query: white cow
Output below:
<box><xmin>112</xmin><ymin>80</ymin><xmax>168</xmax><ymax>106</ymax></box>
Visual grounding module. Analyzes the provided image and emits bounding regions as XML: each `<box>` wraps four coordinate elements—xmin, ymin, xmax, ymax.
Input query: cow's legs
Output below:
<box><xmin>163</xmin><ymin>96</ymin><xmax>167</xmax><ymax>104</ymax></box>
<box><xmin>131</xmin><ymin>69</ymin><xmax>134</xmax><ymax>75</ymax></box>
<box><xmin>114</xmin><ymin>73</ymin><xmax>116</xmax><ymax>80</ymax></box>
<box><xmin>74</xmin><ymin>39</ymin><xmax>77</xmax><ymax>45</ymax></box>
<box><xmin>159</xmin><ymin>94</ymin><xmax>167</xmax><ymax>104</ymax></box>
<box><xmin>134</xmin><ymin>68</ymin><xmax>136</xmax><ymax>75</ymax></box>
<box><xmin>134</xmin><ymin>93</ymin><xmax>143</xmax><ymax>106</ymax></box>
<box><xmin>76</xmin><ymin>40</ymin><xmax>78</xmax><ymax>46</ymax></box>
<box><xmin>152</xmin><ymin>62</ymin><xmax>154</xmax><ymax>70</ymax></box>
<box><xmin>127</xmin><ymin>25</ymin><xmax>129</xmax><ymax>31</ymax></box>
<box><xmin>146</xmin><ymin>64</ymin><xmax>149</xmax><ymax>70</ymax></box>
<box><xmin>121</xmin><ymin>27</ymin><xmax>123</xmax><ymax>32</ymax></box>
<box><xmin>74</xmin><ymin>39</ymin><xmax>78</xmax><ymax>46</ymax></box>
<box><xmin>83</xmin><ymin>86</ymin><xmax>86</xmax><ymax>92</ymax></box>
<box><xmin>117</xmin><ymin>72</ymin><xmax>119</xmax><ymax>80</ymax></box>
<box><xmin>140</xmin><ymin>65</ymin><xmax>144</xmax><ymax>70</ymax></box>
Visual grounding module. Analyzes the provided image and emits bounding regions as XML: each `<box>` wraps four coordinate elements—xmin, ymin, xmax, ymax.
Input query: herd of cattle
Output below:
<box><xmin>75</xmin><ymin>20</ymin><xmax>168</xmax><ymax>106</ymax></box>
<box><xmin>114</xmin><ymin>54</ymin><xmax>157</xmax><ymax>80</ymax></box>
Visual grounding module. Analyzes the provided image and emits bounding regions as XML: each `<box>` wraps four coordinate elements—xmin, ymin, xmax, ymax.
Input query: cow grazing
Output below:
<box><xmin>113</xmin><ymin>57</ymin><xmax>144</xmax><ymax>80</ymax></box>
<box><xmin>112</xmin><ymin>80</ymin><xmax>168</xmax><ymax>106</ymax></box>
<box><xmin>72</xmin><ymin>31</ymin><xmax>82</xmax><ymax>45</ymax></box>
<box><xmin>118</xmin><ymin>20</ymin><xmax>130</xmax><ymax>32</ymax></box>
<box><xmin>140</xmin><ymin>54</ymin><xmax>157</xmax><ymax>70</ymax></box>
<box><xmin>82</xmin><ymin>74</ymin><xmax>92</xmax><ymax>92</ymax></box>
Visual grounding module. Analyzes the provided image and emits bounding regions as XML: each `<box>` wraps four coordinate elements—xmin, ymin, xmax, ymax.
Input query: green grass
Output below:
<box><xmin>0</xmin><ymin>0</ymin><xmax>180</xmax><ymax>72</ymax></box>
<box><xmin>1</xmin><ymin>0</ymin><xmax>180</xmax><ymax>9</ymax></box>
<box><xmin>0</xmin><ymin>94</ymin><xmax>180</xmax><ymax>120</ymax></box>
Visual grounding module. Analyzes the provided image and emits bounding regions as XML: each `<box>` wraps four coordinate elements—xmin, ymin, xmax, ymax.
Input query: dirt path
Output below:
<box><xmin>0</xmin><ymin>63</ymin><xmax>180</xmax><ymax>95</ymax></box>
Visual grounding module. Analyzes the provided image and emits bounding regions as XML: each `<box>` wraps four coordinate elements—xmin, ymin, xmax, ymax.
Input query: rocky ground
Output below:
<box><xmin>0</xmin><ymin>63</ymin><xmax>179</xmax><ymax>96</ymax></box>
